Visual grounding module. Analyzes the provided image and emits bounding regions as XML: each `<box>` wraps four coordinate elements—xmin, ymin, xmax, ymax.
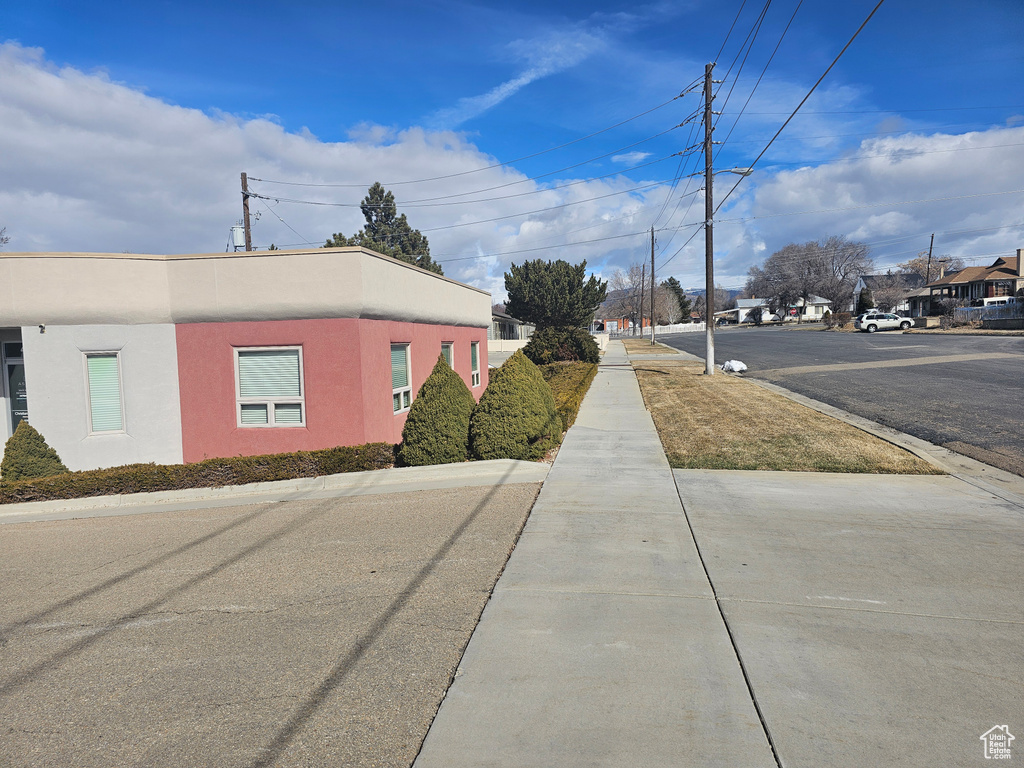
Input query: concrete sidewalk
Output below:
<box><xmin>417</xmin><ymin>339</ymin><xmax>1023</xmax><ymax>767</ymax></box>
<box><xmin>415</xmin><ymin>341</ymin><xmax>778</xmax><ymax>766</ymax></box>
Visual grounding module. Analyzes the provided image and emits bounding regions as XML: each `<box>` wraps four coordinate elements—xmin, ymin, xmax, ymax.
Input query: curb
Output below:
<box><xmin>738</xmin><ymin>376</ymin><xmax>1024</xmax><ymax>508</ymax></box>
<box><xmin>0</xmin><ymin>460</ymin><xmax>551</xmax><ymax>524</ymax></box>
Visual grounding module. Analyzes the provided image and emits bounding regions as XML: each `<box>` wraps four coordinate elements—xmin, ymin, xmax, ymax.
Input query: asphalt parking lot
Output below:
<box><xmin>660</xmin><ymin>326</ymin><xmax>1024</xmax><ymax>476</ymax></box>
<box><xmin>0</xmin><ymin>483</ymin><xmax>541</xmax><ymax>768</ymax></box>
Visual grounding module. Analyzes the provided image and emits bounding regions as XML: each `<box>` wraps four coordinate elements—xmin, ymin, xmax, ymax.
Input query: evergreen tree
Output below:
<box><xmin>662</xmin><ymin>277</ymin><xmax>692</xmax><ymax>320</ymax></box>
<box><xmin>324</xmin><ymin>182</ymin><xmax>442</xmax><ymax>274</ymax></box>
<box><xmin>856</xmin><ymin>287</ymin><xmax>875</xmax><ymax>315</ymax></box>
<box><xmin>1</xmin><ymin>422</ymin><xmax>68</xmax><ymax>482</ymax></box>
<box><xmin>504</xmin><ymin>259</ymin><xmax>607</xmax><ymax>330</ymax></box>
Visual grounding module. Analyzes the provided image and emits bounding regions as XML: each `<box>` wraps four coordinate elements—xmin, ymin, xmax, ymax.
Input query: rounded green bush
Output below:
<box><xmin>398</xmin><ymin>355</ymin><xmax>477</xmax><ymax>466</ymax></box>
<box><xmin>1</xmin><ymin>421</ymin><xmax>69</xmax><ymax>483</ymax></box>
<box><xmin>469</xmin><ymin>350</ymin><xmax>562</xmax><ymax>461</ymax></box>
<box><xmin>523</xmin><ymin>326</ymin><xmax>600</xmax><ymax>365</ymax></box>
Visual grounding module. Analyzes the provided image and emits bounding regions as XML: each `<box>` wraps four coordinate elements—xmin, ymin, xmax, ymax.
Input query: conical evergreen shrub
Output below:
<box><xmin>398</xmin><ymin>354</ymin><xmax>477</xmax><ymax>466</ymax></box>
<box><xmin>469</xmin><ymin>350</ymin><xmax>562</xmax><ymax>461</ymax></box>
<box><xmin>1</xmin><ymin>421</ymin><xmax>69</xmax><ymax>482</ymax></box>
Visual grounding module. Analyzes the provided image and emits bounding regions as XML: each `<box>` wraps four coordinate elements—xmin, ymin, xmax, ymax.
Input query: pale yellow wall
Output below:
<box><xmin>0</xmin><ymin>247</ymin><xmax>491</xmax><ymax>328</ymax></box>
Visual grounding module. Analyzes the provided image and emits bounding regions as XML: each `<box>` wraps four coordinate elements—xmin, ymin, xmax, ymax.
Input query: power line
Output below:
<box><xmin>713</xmin><ymin>0</ymin><xmax>889</xmax><ymax>216</ymax></box>
<box><xmin>714</xmin><ymin>187</ymin><xmax>1024</xmax><ymax>223</ymax></box>
<box><xmin>248</xmin><ymin>91</ymin><xmax>697</xmax><ymax>189</ymax></box>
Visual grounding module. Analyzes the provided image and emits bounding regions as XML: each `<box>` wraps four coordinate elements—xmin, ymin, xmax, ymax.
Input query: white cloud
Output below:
<box><xmin>0</xmin><ymin>43</ymin><xmax>664</xmax><ymax>300</ymax></box>
<box><xmin>692</xmin><ymin>127</ymin><xmax>1024</xmax><ymax>289</ymax></box>
<box><xmin>612</xmin><ymin>151</ymin><xmax>652</xmax><ymax>165</ymax></box>
<box><xmin>2</xmin><ymin>42</ymin><xmax>1021</xmax><ymax>302</ymax></box>
<box><xmin>429</xmin><ymin>29</ymin><xmax>604</xmax><ymax>128</ymax></box>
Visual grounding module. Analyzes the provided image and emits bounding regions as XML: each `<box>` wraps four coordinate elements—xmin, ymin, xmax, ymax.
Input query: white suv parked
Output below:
<box><xmin>854</xmin><ymin>312</ymin><xmax>912</xmax><ymax>333</ymax></box>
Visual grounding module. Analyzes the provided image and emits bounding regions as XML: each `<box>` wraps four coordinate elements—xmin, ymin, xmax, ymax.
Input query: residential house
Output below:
<box><xmin>489</xmin><ymin>308</ymin><xmax>534</xmax><ymax>341</ymax></box>
<box><xmin>0</xmin><ymin>247</ymin><xmax>490</xmax><ymax>471</ymax></box>
<box><xmin>908</xmin><ymin>250</ymin><xmax>1023</xmax><ymax>316</ymax></box>
<box><xmin>850</xmin><ymin>273</ymin><xmax>927</xmax><ymax>314</ymax></box>
<box><xmin>733</xmin><ymin>296</ymin><xmax>832</xmax><ymax>323</ymax></box>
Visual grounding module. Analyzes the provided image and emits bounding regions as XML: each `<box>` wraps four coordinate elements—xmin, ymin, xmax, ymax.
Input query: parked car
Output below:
<box><xmin>854</xmin><ymin>312</ymin><xmax>912</xmax><ymax>333</ymax></box>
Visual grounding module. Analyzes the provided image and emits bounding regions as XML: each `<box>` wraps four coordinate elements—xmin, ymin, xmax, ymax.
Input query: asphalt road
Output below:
<box><xmin>658</xmin><ymin>326</ymin><xmax>1024</xmax><ymax>476</ymax></box>
<box><xmin>0</xmin><ymin>483</ymin><xmax>541</xmax><ymax>768</ymax></box>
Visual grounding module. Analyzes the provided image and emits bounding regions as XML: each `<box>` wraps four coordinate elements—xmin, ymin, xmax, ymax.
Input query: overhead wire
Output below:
<box><xmin>247</xmin><ymin>89</ymin><xmax>699</xmax><ymax>189</ymax></box>
<box><xmin>713</xmin><ymin>0</ymin><xmax>889</xmax><ymax>217</ymax></box>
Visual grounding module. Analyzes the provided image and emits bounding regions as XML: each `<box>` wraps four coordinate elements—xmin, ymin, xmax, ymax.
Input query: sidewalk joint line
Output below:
<box><xmin>673</xmin><ymin>473</ymin><xmax>785</xmax><ymax>768</ymax></box>
<box><xmin>716</xmin><ymin>596</ymin><xmax>1024</xmax><ymax>625</ymax></box>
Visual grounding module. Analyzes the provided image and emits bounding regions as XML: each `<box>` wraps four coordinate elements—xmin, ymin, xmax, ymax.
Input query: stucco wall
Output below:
<box><xmin>21</xmin><ymin>324</ymin><xmax>184</xmax><ymax>471</ymax></box>
<box><xmin>176</xmin><ymin>318</ymin><xmax>488</xmax><ymax>462</ymax></box>
<box><xmin>0</xmin><ymin>249</ymin><xmax>492</xmax><ymax>329</ymax></box>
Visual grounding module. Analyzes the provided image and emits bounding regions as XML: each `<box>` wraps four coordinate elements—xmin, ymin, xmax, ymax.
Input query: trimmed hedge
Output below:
<box><xmin>469</xmin><ymin>350</ymin><xmax>561</xmax><ymax>461</ymax></box>
<box><xmin>523</xmin><ymin>326</ymin><xmax>600</xmax><ymax>365</ymax></box>
<box><xmin>0</xmin><ymin>443</ymin><xmax>395</xmax><ymax>505</ymax></box>
<box><xmin>540</xmin><ymin>362</ymin><xmax>598</xmax><ymax>432</ymax></box>
<box><xmin>398</xmin><ymin>355</ymin><xmax>476</xmax><ymax>466</ymax></box>
<box><xmin>0</xmin><ymin>422</ymin><xmax>68</xmax><ymax>482</ymax></box>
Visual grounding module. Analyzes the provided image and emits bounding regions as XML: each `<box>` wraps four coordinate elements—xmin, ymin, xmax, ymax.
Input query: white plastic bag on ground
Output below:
<box><xmin>721</xmin><ymin>360</ymin><xmax>747</xmax><ymax>373</ymax></box>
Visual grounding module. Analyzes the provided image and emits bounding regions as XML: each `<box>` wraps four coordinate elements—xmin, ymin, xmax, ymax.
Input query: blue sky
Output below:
<box><xmin>2</xmin><ymin>0</ymin><xmax>1022</xmax><ymax>297</ymax></box>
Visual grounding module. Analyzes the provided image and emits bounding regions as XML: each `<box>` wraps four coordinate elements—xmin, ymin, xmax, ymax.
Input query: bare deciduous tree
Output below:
<box><xmin>745</xmin><ymin>236</ymin><xmax>873</xmax><ymax>318</ymax></box>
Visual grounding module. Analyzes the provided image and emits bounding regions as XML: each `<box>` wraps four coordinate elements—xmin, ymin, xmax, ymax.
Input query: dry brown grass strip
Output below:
<box><xmin>621</xmin><ymin>339</ymin><xmax>679</xmax><ymax>354</ymax></box>
<box><xmin>634</xmin><ymin>360</ymin><xmax>942</xmax><ymax>474</ymax></box>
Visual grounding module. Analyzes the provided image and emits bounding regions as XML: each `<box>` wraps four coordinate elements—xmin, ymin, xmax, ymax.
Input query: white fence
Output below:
<box><xmin>610</xmin><ymin>322</ymin><xmax>706</xmax><ymax>337</ymax></box>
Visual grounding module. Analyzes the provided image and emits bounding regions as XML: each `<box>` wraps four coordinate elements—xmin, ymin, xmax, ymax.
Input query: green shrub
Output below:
<box><xmin>523</xmin><ymin>326</ymin><xmax>600</xmax><ymax>365</ymax></box>
<box><xmin>540</xmin><ymin>362</ymin><xmax>598</xmax><ymax>432</ymax></box>
<box><xmin>0</xmin><ymin>443</ymin><xmax>395</xmax><ymax>505</ymax></box>
<box><xmin>398</xmin><ymin>355</ymin><xmax>476</xmax><ymax>466</ymax></box>
<box><xmin>0</xmin><ymin>422</ymin><xmax>69</xmax><ymax>482</ymax></box>
<box><xmin>469</xmin><ymin>350</ymin><xmax>562</xmax><ymax>461</ymax></box>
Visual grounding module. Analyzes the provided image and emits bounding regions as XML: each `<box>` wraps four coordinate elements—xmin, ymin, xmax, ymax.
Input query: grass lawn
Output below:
<box><xmin>633</xmin><ymin>359</ymin><xmax>942</xmax><ymax>474</ymax></box>
<box><xmin>621</xmin><ymin>339</ymin><xmax>679</xmax><ymax>354</ymax></box>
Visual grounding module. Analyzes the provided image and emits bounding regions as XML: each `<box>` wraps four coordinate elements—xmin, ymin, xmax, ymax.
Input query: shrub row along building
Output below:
<box><xmin>0</xmin><ymin>247</ymin><xmax>491</xmax><ymax>472</ymax></box>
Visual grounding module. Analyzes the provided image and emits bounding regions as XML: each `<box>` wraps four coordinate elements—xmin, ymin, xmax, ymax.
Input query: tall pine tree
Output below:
<box><xmin>324</xmin><ymin>183</ymin><xmax>442</xmax><ymax>274</ymax></box>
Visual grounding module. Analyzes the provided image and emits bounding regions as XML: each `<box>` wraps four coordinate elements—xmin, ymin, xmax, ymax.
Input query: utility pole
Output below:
<box><xmin>240</xmin><ymin>172</ymin><xmax>253</xmax><ymax>252</ymax></box>
<box><xmin>703</xmin><ymin>62</ymin><xmax>716</xmax><ymax>375</ymax></box>
<box><xmin>640</xmin><ymin>262</ymin><xmax>646</xmax><ymax>337</ymax></box>
<box><xmin>650</xmin><ymin>227</ymin><xmax>656</xmax><ymax>345</ymax></box>
<box><xmin>925</xmin><ymin>233</ymin><xmax>935</xmax><ymax>283</ymax></box>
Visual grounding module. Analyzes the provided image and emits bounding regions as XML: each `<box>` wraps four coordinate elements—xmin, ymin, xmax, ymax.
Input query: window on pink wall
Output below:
<box><xmin>391</xmin><ymin>343</ymin><xmax>412</xmax><ymax>413</ymax></box>
<box><xmin>441</xmin><ymin>342</ymin><xmax>453</xmax><ymax>367</ymax></box>
<box><xmin>235</xmin><ymin>347</ymin><xmax>305</xmax><ymax>427</ymax></box>
<box><xmin>470</xmin><ymin>342</ymin><xmax>480</xmax><ymax>387</ymax></box>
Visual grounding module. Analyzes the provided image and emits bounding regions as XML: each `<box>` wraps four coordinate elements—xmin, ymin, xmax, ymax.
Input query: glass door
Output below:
<box><xmin>3</xmin><ymin>341</ymin><xmax>26</xmax><ymax>437</ymax></box>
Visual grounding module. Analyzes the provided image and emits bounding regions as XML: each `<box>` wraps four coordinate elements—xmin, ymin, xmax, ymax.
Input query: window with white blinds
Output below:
<box><xmin>86</xmin><ymin>353</ymin><xmax>124</xmax><ymax>433</ymax></box>
<box><xmin>235</xmin><ymin>347</ymin><xmax>304</xmax><ymax>427</ymax></box>
<box><xmin>470</xmin><ymin>342</ymin><xmax>480</xmax><ymax>387</ymax></box>
<box><xmin>391</xmin><ymin>344</ymin><xmax>411</xmax><ymax>413</ymax></box>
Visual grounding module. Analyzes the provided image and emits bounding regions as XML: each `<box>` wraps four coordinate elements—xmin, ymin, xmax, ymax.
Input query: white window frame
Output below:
<box><xmin>391</xmin><ymin>343</ymin><xmax>412</xmax><ymax>414</ymax></box>
<box><xmin>84</xmin><ymin>352</ymin><xmax>126</xmax><ymax>435</ymax></box>
<box><xmin>470</xmin><ymin>342</ymin><xmax>481</xmax><ymax>388</ymax></box>
<box><xmin>234</xmin><ymin>346</ymin><xmax>305</xmax><ymax>428</ymax></box>
<box><xmin>441</xmin><ymin>342</ymin><xmax>454</xmax><ymax>368</ymax></box>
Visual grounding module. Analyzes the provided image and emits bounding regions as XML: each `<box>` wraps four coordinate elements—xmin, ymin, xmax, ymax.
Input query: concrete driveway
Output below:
<box><xmin>0</xmin><ymin>483</ymin><xmax>540</xmax><ymax>768</ymax></box>
<box><xmin>676</xmin><ymin>469</ymin><xmax>1024</xmax><ymax>766</ymax></box>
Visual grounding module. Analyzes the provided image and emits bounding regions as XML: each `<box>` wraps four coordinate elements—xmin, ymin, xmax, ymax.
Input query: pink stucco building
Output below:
<box><xmin>0</xmin><ymin>247</ymin><xmax>490</xmax><ymax>471</ymax></box>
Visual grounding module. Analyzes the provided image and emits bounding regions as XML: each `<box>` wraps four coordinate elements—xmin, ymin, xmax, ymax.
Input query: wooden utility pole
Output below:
<box><xmin>925</xmin><ymin>233</ymin><xmax>935</xmax><ymax>283</ymax></box>
<box><xmin>650</xmin><ymin>227</ymin><xmax>656</xmax><ymax>345</ymax></box>
<box><xmin>241</xmin><ymin>172</ymin><xmax>253</xmax><ymax>252</ymax></box>
<box><xmin>639</xmin><ymin>262</ymin><xmax>646</xmax><ymax>337</ymax></box>
<box><xmin>703</xmin><ymin>62</ymin><xmax>716</xmax><ymax>375</ymax></box>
